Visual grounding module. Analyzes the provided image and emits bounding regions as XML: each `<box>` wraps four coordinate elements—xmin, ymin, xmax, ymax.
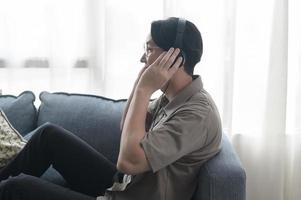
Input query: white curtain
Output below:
<box><xmin>0</xmin><ymin>0</ymin><xmax>300</xmax><ymax>199</ymax></box>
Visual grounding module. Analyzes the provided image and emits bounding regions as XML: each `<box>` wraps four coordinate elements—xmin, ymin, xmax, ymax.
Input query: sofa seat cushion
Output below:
<box><xmin>0</xmin><ymin>91</ymin><xmax>37</xmax><ymax>136</ymax></box>
<box><xmin>37</xmin><ymin>91</ymin><xmax>126</xmax><ymax>163</ymax></box>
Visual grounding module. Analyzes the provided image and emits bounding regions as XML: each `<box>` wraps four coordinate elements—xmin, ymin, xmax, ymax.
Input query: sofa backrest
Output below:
<box><xmin>37</xmin><ymin>91</ymin><xmax>126</xmax><ymax>163</ymax></box>
<box><xmin>0</xmin><ymin>91</ymin><xmax>37</xmax><ymax>136</ymax></box>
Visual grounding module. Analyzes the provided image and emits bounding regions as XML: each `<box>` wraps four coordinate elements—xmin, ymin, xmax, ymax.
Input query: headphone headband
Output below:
<box><xmin>174</xmin><ymin>18</ymin><xmax>186</xmax><ymax>49</ymax></box>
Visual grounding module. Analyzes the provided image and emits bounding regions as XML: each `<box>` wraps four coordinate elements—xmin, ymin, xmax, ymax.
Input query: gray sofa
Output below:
<box><xmin>0</xmin><ymin>91</ymin><xmax>246</xmax><ymax>200</ymax></box>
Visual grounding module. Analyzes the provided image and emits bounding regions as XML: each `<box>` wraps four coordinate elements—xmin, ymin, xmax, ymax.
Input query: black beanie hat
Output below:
<box><xmin>151</xmin><ymin>17</ymin><xmax>203</xmax><ymax>75</ymax></box>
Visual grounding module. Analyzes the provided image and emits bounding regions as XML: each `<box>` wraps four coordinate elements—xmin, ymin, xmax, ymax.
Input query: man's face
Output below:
<box><xmin>140</xmin><ymin>35</ymin><xmax>164</xmax><ymax>66</ymax></box>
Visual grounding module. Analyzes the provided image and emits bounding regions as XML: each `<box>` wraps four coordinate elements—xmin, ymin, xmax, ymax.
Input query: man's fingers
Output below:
<box><xmin>153</xmin><ymin>52</ymin><xmax>167</xmax><ymax>65</ymax></box>
<box><xmin>152</xmin><ymin>48</ymin><xmax>181</xmax><ymax>71</ymax></box>
<box><xmin>159</xmin><ymin>48</ymin><xmax>175</xmax><ymax>66</ymax></box>
<box><xmin>168</xmin><ymin>57</ymin><xmax>182</xmax><ymax>74</ymax></box>
<box><xmin>163</xmin><ymin>48</ymin><xmax>180</xmax><ymax>69</ymax></box>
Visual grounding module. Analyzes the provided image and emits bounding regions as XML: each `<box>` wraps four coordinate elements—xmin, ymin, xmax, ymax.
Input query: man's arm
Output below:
<box><xmin>119</xmin><ymin>86</ymin><xmax>135</xmax><ymax>131</ymax></box>
<box><xmin>117</xmin><ymin>48</ymin><xmax>181</xmax><ymax>175</ymax></box>
<box><xmin>117</xmin><ymin>88</ymin><xmax>152</xmax><ymax>175</ymax></box>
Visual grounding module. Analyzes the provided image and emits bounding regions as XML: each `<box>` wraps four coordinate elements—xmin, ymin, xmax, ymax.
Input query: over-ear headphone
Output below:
<box><xmin>172</xmin><ymin>18</ymin><xmax>186</xmax><ymax>67</ymax></box>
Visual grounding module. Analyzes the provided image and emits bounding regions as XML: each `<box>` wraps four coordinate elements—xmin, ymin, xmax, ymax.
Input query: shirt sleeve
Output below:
<box><xmin>140</xmin><ymin>107</ymin><xmax>210</xmax><ymax>172</ymax></box>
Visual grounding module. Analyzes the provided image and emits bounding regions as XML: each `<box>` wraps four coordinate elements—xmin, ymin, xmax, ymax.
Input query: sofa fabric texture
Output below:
<box><xmin>0</xmin><ymin>91</ymin><xmax>246</xmax><ymax>200</ymax></box>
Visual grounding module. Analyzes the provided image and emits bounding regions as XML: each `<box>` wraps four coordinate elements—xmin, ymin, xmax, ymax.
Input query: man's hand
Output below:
<box><xmin>137</xmin><ymin>48</ymin><xmax>182</xmax><ymax>94</ymax></box>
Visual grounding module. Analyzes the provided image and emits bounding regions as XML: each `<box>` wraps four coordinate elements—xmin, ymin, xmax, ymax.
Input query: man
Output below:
<box><xmin>106</xmin><ymin>17</ymin><xmax>222</xmax><ymax>200</ymax></box>
<box><xmin>0</xmin><ymin>17</ymin><xmax>221</xmax><ymax>200</ymax></box>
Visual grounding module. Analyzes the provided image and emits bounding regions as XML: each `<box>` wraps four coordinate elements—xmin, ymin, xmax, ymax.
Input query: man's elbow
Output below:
<box><xmin>117</xmin><ymin>159</ymin><xmax>137</xmax><ymax>175</ymax></box>
<box><xmin>117</xmin><ymin>157</ymin><xmax>150</xmax><ymax>175</ymax></box>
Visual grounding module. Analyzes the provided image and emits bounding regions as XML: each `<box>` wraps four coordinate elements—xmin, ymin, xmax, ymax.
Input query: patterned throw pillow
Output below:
<box><xmin>0</xmin><ymin>110</ymin><xmax>27</xmax><ymax>168</ymax></box>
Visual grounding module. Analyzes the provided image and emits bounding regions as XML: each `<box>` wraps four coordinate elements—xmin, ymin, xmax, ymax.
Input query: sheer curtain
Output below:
<box><xmin>0</xmin><ymin>0</ymin><xmax>300</xmax><ymax>199</ymax></box>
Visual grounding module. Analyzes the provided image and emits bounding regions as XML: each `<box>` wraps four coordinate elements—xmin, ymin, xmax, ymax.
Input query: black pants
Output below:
<box><xmin>0</xmin><ymin>123</ymin><xmax>117</xmax><ymax>200</ymax></box>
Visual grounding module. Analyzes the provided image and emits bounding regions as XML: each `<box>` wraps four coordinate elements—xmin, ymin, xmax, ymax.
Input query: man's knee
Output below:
<box><xmin>41</xmin><ymin>122</ymin><xmax>61</xmax><ymax>133</ymax></box>
<box><xmin>34</xmin><ymin>122</ymin><xmax>62</xmax><ymax>140</ymax></box>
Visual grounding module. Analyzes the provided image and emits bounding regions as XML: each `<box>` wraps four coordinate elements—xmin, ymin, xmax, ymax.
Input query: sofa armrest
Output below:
<box><xmin>191</xmin><ymin>133</ymin><xmax>246</xmax><ymax>200</ymax></box>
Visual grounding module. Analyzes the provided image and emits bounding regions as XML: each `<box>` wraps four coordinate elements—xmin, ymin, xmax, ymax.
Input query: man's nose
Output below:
<box><xmin>140</xmin><ymin>53</ymin><xmax>146</xmax><ymax>63</ymax></box>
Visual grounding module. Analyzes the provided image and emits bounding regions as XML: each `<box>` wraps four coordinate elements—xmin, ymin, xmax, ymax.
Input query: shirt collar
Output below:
<box><xmin>162</xmin><ymin>75</ymin><xmax>203</xmax><ymax>116</ymax></box>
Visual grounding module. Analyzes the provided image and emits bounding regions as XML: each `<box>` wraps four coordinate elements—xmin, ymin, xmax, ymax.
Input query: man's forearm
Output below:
<box><xmin>120</xmin><ymin>86</ymin><xmax>135</xmax><ymax>131</ymax></box>
<box><xmin>120</xmin><ymin>67</ymin><xmax>148</xmax><ymax>131</ymax></box>
<box><xmin>118</xmin><ymin>88</ymin><xmax>152</xmax><ymax>165</ymax></box>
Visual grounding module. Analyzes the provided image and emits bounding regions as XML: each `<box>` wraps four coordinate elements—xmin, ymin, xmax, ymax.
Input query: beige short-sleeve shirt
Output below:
<box><xmin>98</xmin><ymin>75</ymin><xmax>222</xmax><ymax>200</ymax></box>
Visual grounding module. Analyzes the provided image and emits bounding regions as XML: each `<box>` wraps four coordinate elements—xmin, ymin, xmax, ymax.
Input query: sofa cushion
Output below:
<box><xmin>38</xmin><ymin>91</ymin><xmax>126</xmax><ymax>163</ymax></box>
<box><xmin>0</xmin><ymin>91</ymin><xmax>37</xmax><ymax>136</ymax></box>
